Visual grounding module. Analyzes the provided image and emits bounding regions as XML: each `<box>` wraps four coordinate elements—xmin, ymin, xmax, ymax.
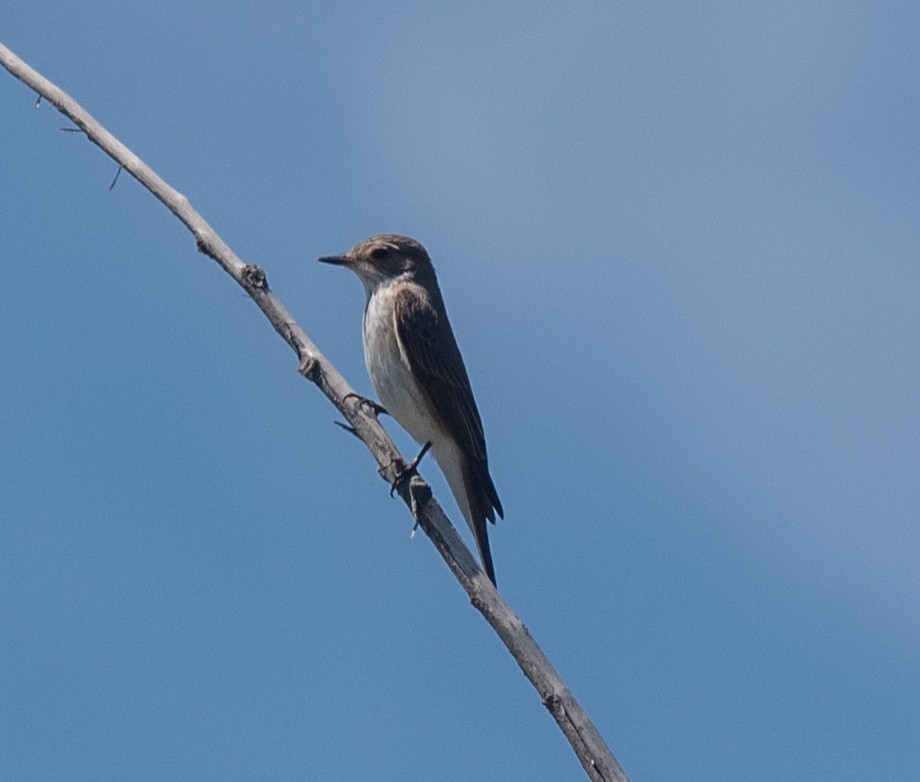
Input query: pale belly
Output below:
<box><xmin>362</xmin><ymin>285</ymin><xmax>474</xmax><ymax>528</ymax></box>
<box><xmin>363</xmin><ymin>290</ymin><xmax>441</xmax><ymax>446</ymax></box>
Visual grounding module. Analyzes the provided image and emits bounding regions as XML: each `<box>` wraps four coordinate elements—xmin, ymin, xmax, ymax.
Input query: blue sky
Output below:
<box><xmin>2</xmin><ymin>3</ymin><xmax>919</xmax><ymax>780</ymax></box>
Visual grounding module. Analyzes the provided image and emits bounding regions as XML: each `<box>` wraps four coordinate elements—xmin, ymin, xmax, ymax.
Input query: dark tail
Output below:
<box><xmin>473</xmin><ymin>517</ymin><xmax>497</xmax><ymax>586</ymax></box>
<box><xmin>467</xmin><ymin>461</ymin><xmax>503</xmax><ymax>586</ymax></box>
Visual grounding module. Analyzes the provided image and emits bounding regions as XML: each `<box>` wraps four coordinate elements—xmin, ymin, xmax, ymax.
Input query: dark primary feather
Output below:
<box><xmin>393</xmin><ymin>285</ymin><xmax>504</xmax><ymax>522</ymax></box>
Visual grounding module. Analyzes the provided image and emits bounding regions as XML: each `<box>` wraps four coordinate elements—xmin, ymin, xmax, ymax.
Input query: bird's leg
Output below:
<box><xmin>409</xmin><ymin>441</ymin><xmax>432</xmax><ymax>469</ymax></box>
<box><xmin>387</xmin><ymin>441</ymin><xmax>432</xmax><ymax>497</ymax></box>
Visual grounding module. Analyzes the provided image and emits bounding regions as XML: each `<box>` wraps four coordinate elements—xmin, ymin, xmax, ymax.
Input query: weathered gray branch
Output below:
<box><xmin>0</xmin><ymin>41</ymin><xmax>629</xmax><ymax>782</ymax></box>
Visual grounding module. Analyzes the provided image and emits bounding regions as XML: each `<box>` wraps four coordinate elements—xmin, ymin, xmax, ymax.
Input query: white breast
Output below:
<box><xmin>363</xmin><ymin>283</ymin><xmax>442</xmax><ymax>447</ymax></box>
<box><xmin>362</xmin><ymin>281</ymin><xmax>476</xmax><ymax>532</ymax></box>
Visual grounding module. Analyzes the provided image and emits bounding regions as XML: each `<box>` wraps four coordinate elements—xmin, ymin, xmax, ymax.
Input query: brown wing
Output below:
<box><xmin>393</xmin><ymin>285</ymin><xmax>485</xmax><ymax>458</ymax></box>
<box><xmin>393</xmin><ymin>285</ymin><xmax>503</xmax><ymax>520</ymax></box>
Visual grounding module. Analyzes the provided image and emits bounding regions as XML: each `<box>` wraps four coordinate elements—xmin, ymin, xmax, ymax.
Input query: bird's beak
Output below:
<box><xmin>318</xmin><ymin>253</ymin><xmax>349</xmax><ymax>266</ymax></box>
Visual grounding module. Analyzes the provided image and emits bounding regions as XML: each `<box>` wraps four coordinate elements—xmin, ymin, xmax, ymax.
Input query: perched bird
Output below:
<box><xmin>319</xmin><ymin>235</ymin><xmax>503</xmax><ymax>584</ymax></box>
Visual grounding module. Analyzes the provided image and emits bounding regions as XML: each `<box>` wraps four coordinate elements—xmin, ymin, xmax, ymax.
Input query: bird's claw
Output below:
<box><xmin>384</xmin><ymin>441</ymin><xmax>432</xmax><ymax>497</ymax></box>
<box><xmin>343</xmin><ymin>392</ymin><xmax>387</xmax><ymax>417</ymax></box>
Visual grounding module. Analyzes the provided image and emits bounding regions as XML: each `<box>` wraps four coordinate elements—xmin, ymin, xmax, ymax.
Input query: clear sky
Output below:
<box><xmin>2</xmin><ymin>3</ymin><xmax>919</xmax><ymax>780</ymax></box>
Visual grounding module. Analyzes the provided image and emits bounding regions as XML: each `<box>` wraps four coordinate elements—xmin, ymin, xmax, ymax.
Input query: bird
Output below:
<box><xmin>319</xmin><ymin>234</ymin><xmax>503</xmax><ymax>585</ymax></box>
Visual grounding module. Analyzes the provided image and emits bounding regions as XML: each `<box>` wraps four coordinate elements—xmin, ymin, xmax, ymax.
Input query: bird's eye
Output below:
<box><xmin>370</xmin><ymin>248</ymin><xmax>387</xmax><ymax>260</ymax></box>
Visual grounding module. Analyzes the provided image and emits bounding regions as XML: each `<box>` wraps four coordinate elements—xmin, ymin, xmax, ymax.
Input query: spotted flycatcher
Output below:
<box><xmin>319</xmin><ymin>235</ymin><xmax>503</xmax><ymax>584</ymax></box>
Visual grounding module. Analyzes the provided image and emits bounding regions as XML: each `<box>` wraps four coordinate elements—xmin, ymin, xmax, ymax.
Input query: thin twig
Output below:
<box><xmin>0</xmin><ymin>41</ymin><xmax>629</xmax><ymax>782</ymax></box>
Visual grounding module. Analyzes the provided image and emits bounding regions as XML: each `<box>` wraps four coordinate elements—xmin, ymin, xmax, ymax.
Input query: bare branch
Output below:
<box><xmin>0</xmin><ymin>42</ymin><xmax>630</xmax><ymax>782</ymax></box>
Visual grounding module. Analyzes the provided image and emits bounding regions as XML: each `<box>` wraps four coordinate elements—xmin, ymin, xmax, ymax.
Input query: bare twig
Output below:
<box><xmin>0</xmin><ymin>41</ymin><xmax>629</xmax><ymax>782</ymax></box>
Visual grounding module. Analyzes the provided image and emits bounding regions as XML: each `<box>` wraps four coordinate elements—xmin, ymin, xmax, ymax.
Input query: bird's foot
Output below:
<box><xmin>384</xmin><ymin>441</ymin><xmax>432</xmax><ymax>497</ymax></box>
<box><xmin>343</xmin><ymin>392</ymin><xmax>387</xmax><ymax>417</ymax></box>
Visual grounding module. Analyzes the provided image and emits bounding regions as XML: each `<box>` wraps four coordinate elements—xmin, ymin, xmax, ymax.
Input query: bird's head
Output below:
<box><xmin>319</xmin><ymin>234</ymin><xmax>434</xmax><ymax>296</ymax></box>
